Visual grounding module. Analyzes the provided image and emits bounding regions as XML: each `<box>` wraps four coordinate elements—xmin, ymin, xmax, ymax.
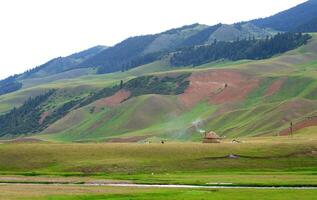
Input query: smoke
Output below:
<box><xmin>164</xmin><ymin>113</ymin><xmax>189</xmax><ymax>140</ymax></box>
<box><xmin>162</xmin><ymin>115</ymin><xmax>208</xmax><ymax>140</ymax></box>
<box><xmin>192</xmin><ymin>118</ymin><xmax>206</xmax><ymax>134</ymax></box>
<box><xmin>198</xmin><ymin>129</ymin><xmax>206</xmax><ymax>133</ymax></box>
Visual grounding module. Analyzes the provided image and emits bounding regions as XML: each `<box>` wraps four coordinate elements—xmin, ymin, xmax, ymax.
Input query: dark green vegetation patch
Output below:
<box><xmin>0</xmin><ymin>90</ymin><xmax>55</xmax><ymax>136</ymax></box>
<box><xmin>171</xmin><ymin>32</ymin><xmax>311</xmax><ymax>67</ymax></box>
<box><xmin>124</xmin><ymin>73</ymin><xmax>190</xmax><ymax>97</ymax></box>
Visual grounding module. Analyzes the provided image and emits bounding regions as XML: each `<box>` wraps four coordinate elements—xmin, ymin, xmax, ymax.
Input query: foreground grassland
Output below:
<box><xmin>0</xmin><ymin>137</ymin><xmax>316</xmax><ymax>199</ymax></box>
<box><xmin>0</xmin><ymin>137</ymin><xmax>316</xmax><ymax>186</ymax></box>
<box><xmin>1</xmin><ymin>185</ymin><xmax>317</xmax><ymax>200</ymax></box>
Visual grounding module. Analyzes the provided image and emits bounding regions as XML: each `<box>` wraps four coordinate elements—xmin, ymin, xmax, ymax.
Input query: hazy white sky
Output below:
<box><xmin>0</xmin><ymin>0</ymin><xmax>307</xmax><ymax>79</ymax></box>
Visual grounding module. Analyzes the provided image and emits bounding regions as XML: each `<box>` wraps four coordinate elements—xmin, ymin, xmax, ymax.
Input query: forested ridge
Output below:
<box><xmin>81</xmin><ymin>35</ymin><xmax>159</xmax><ymax>74</ymax></box>
<box><xmin>295</xmin><ymin>17</ymin><xmax>317</xmax><ymax>33</ymax></box>
<box><xmin>0</xmin><ymin>90</ymin><xmax>55</xmax><ymax>136</ymax></box>
<box><xmin>170</xmin><ymin>32</ymin><xmax>311</xmax><ymax>67</ymax></box>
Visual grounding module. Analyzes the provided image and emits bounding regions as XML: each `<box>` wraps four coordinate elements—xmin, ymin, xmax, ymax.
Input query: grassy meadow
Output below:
<box><xmin>0</xmin><ymin>137</ymin><xmax>317</xmax><ymax>199</ymax></box>
<box><xmin>0</xmin><ymin>136</ymin><xmax>316</xmax><ymax>185</ymax></box>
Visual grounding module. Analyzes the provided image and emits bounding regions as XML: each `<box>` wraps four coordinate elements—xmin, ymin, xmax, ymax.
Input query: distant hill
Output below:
<box><xmin>295</xmin><ymin>17</ymin><xmax>317</xmax><ymax>33</ymax></box>
<box><xmin>251</xmin><ymin>0</ymin><xmax>317</xmax><ymax>31</ymax></box>
<box><xmin>1</xmin><ymin>0</ymin><xmax>316</xmax><ymax>97</ymax></box>
<box><xmin>0</xmin><ymin>46</ymin><xmax>107</xmax><ymax>96</ymax></box>
<box><xmin>1</xmin><ymin>34</ymin><xmax>314</xmax><ymax>141</ymax></box>
<box><xmin>22</xmin><ymin>45</ymin><xmax>107</xmax><ymax>79</ymax></box>
<box><xmin>81</xmin><ymin>23</ymin><xmax>274</xmax><ymax>74</ymax></box>
<box><xmin>171</xmin><ymin>33</ymin><xmax>311</xmax><ymax>67</ymax></box>
<box><xmin>0</xmin><ymin>75</ymin><xmax>22</xmax><ymax>96</ymax></box>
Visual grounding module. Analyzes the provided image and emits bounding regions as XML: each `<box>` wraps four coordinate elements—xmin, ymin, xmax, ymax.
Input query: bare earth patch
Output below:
<box><xmin>280</xmin><ymin>117</ymin><xmax>317</xmax><ymax>136</ymax></box>
<box><xmin>95</xmin><ymin>89</ymin><xmax>131</xmax><ymax>109</ymax></box>
<box><xmin>39</xmin><ymin>111</ymin><xmax>50</xmax><ymax>124</ymax></box>
<box><xmin>178</xmin><ymin>69</ymin><xmax>259</xmax><ymax>107</ymax></box>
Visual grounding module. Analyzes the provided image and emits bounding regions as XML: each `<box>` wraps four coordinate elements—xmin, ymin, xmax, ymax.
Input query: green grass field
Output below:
<box><xmin>0</xmin><ymin>137</ymin><xmax>316</xmax><ymax>185</ymax></box>
<box><xmin>0</xmin><ymin>137</ymin><xmax>317</xmax><ymax>199</ymax></box>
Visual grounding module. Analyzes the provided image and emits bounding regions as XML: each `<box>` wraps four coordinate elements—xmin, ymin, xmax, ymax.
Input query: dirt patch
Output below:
<box><xmin>178</xmin><ymin>69</ymin><xmax>259</xmax><ymax>107</ymax></box>
<box><xmin>280</xmin><ymin>116</ymin><xmax>317</xmax><ymax>136</ymax></box>
<box><xmin>265</xmin><ymin>78</ymin><xmax>285</xmax><ymax>97</ymax></box>
<box><xmin>39</xmin><ymin>111</ymin><xmax>50</xmax><ymax>124</ymax></box>
<box><xmin>105</xmin><ymin>136</ymin><xmax>150</xmax><ymax>143</ymax></box>
<box><xmin>95</xmin><ymin>90</ymin><xmax>131</xmax><ymax>109</ymax></box>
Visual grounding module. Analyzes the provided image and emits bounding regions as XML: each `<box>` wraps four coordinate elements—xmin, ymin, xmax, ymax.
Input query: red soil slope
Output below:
<box><xmin>39</xmin><ymin>111</ymin><xmax>50</xmax><ymax>125</ymax></box>
<box><xmin>178</xmin><ymin>69</ymin><xmax>260</xmax><ymax>107</ymax></box>
<box><xmin>95</xmin><ymin>90</ymin><xmax>131</xmax><ymax>108</ymax></box>
<box><xmin>280</xmin><ymin>116</ymin><xmax>317</xmax><ymax>136</ymax></box>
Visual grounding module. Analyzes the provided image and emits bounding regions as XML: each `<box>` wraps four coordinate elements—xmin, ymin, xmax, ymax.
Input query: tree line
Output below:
<box><xmin>170</xmin><ymin>32</ymin><xmax>311</xmax><ymax>67</ymax></box>
<box><xmin>0</xmin><ymin>90</ymin><xmax>55</xmax><ymax>136</ymax></box>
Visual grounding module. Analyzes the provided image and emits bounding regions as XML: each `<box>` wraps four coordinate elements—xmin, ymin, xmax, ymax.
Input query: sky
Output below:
<box><xmin>0</xmin><ymin>0</ymin><xmax>307</xmax><ymax>79</ymax></box>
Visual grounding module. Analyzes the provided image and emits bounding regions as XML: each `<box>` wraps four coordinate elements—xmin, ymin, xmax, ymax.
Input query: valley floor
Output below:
<box><xmin>0</xmin><ymin>136</ymin><xmax>317</xmax><ymax>199</ymax></box>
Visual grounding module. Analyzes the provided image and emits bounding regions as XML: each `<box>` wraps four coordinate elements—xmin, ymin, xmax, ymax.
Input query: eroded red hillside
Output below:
<box><xmin>178</xmin><ymin>69</ymin><xmax>260</xmax><ymax>107</ymax></box>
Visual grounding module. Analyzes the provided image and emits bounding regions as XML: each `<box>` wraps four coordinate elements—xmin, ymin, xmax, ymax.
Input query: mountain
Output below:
<box><xmin>22</xmin><ymin>45</ymin><xmax>108</xmax><ymax>79</ymax></box>
<box><xmin>0</xmin><ymin>75</ymin><xmax>22</xmax><ymax>96</ymax></box>
<box><xmin>81</xmin><ymin>23</ymin><xmax>274</xmax><ymax>74</ymax></box>
<box><xmin>0</xmin><ymin>32</ymin><xmax>314</xmax><ymax>141</ymax></box>
<box><xmin>0</xmin><ymin>23</ymin><xmax>274</xmax><ymax>94</ymax></box>
<box><xmin>251</xmin><ymin>0</ymin><xmax>317</xmax><ymax>31</ymax></box>
<box><xmin>0</xmin><ymin>46</ymin><xmax>107</xmax><ymax>96</ymax></box>
<box><xmin>295</xmin><ymin>17</ymin><xmax>317</xmax><ymax>33</ymax></box>
<box><xmin>170</xmin><ymin>33</ymin><xmax>311</xmax><ymax>67</ymax></box>
<box><xmin>0</xmin><ymin>23</ymin><xmax>273</xmax><ymax>96</ymax></box>
<box><xmin>0</xmin><ymin>1</ymin><xmax>317</xmax><ymax>142</ymax></box>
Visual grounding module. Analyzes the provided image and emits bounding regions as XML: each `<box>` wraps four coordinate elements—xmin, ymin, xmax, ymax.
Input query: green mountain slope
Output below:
<box><xmin>22</xmin><ymin>45</ymin><xmax>107</xmax><ymax>79</ymax></box>
<box><xmin>0</xmin><ymin>46</ymin><xmax>107</xmax><ymax>96</ymax></box>
<box><xmin>80</xmin><ymin>23</ymin><xmax>274</xmax><ymax>74</ymax></box>
<box><xmin>0</xmin><ymin>34</ymin><xmax>313</xmax><ymax>142</ymax></box>
<box><xmin>0</xmin><ymin>23</ymin><xmax>274</xmax><ymax>96</ymax></box>
<box><xmin>295</xmin><ymin>17</ymin><xmax>317</xmax><ymax>33</ymax></box>
<box><xmin>1</xmin><ymin>0</ymin><xmax>314</xmax><ymax>98</ymax></box>
<box><xmin>0</xmin><ymin>34</ymin><xmax>316</xmax><ymax>141</ymax></box>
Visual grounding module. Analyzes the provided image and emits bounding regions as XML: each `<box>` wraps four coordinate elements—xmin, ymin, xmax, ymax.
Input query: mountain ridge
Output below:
<box><xmin>251</xmin><ymin>0</ymin><xmax>317</xmax><ymax>31</ymax></box>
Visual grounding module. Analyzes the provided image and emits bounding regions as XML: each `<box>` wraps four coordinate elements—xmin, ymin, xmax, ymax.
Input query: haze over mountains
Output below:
<box><xmin>0</xmin><ymin>0</ymin><xmax>317</xmax><ymax>142</ymax></box>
